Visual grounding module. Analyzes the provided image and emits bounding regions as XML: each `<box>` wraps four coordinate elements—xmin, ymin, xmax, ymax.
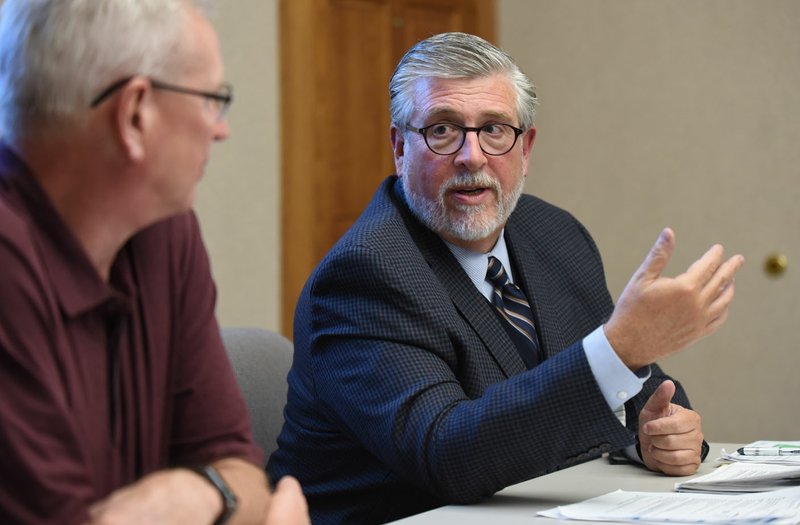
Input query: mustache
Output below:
<box><xmin>438</xmin><ymin>171</ymin><xmax>501</xmax><ymax>199</ymax></box>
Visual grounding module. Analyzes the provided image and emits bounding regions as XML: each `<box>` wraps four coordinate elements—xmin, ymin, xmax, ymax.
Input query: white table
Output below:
<box><xmin>389</xmin><ymin>443</ymin><xmax>737</xmax><ymax>524</ymax></box>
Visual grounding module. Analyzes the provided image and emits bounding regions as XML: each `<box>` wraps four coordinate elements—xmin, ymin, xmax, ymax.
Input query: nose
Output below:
<box><xmin>213</xmin><ymin>116</ymin><xmax>230</xmax><ymax>141</ymax></box>
<box><xmin>454</xmin><ymin>130</ymin><xmax>487</xmax><ymax>172</ymax></box>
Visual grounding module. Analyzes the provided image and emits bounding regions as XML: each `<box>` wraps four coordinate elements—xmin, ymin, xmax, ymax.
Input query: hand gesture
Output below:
<box><xmin>638</xmin><ymin>380</ymin><xmax>704</xmax><ymax>476</ymax></box>
<box><xmin>605</xmin><ymin>228</ymin><xmax>744</xmax><ymax>370</ymax></box>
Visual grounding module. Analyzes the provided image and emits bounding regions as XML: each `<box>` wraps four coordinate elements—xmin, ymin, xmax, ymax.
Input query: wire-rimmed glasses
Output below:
<box><xmin>90</xmin><ymin>77</ymin><xmax>233</xmax><ymax>121</ymax></box>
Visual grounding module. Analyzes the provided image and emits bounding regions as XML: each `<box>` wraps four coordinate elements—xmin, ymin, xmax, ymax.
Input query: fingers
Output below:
<box><xmin>635</xmin><ymin>228</ymin><xmax>676</xmax><ymax>282</ymax></box>
<box><xmin>640</xmin><ymin>406</ymin><xmax>704</xmax><ymax>476</ymax></box>
<box><xmin>693</xmin><ymin>254</ymin><xmax>743</xmax><ymax>336</ymax></box>
<box><xmin>684</xmin><ymin>243</ymin><xmax>724</xmax><ymax>286</ymax></box>
<box><xmin>678</xmin><ymin>246</ymin><xmax>744</xmax><ymax>336</ymax></box>
<box><xmin>645</xmin><ymin>445</ymin><xmax>703</xmax><ymax>476</ymax></box>
<box><xmin>685</xmin><ymin>243</ymin><xmax>745</xmax><ymax>292</ymax></box>
<box><xmin>643</xmin><ymin>423</ymin><xmax>704</xmax><ymax>476</ymax></box>
<box><xmin>704</xmin><ymin>279</ymin><xmax>735</xmax><ymax>328</ymax></box>
<box><xmin>267</xmin><ymin>476</ymin><xmax>309</xmax><ymax>525</ymax></box>
<box><xmin>701</xmin><ymin>254</ymin><xmax>745</xmax><ymax>305</ymax></box>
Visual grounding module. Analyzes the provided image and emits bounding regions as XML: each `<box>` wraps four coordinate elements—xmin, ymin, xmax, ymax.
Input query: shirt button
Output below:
<box><xmin>616</xmin><ymin>391</ymin><xmax>629</xmax><ymax>400</ymax></box>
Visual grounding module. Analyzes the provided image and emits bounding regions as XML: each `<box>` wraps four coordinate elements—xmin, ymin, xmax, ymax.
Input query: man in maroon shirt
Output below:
<box><xmin>0</xmin><ymin>1</ymin><xmax>307</xmax><ymax>524</ymax></box>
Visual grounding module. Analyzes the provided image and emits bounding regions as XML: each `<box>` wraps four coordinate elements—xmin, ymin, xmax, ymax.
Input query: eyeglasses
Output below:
<box><xmin>90</xmin><ymin>77</ymin><xmax>234</xmax><ymax>120</ymax></box>
<box><xmin>405</xmin><ymin>122</ymin><xmax>524</xmax><ymax>156</ymax></box>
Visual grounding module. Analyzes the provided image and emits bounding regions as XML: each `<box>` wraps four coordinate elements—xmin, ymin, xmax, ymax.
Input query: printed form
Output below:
<box><xmin>538</xmin><ymin>486</ymin><xmax>800</xmax><ymax>524</ymax></box>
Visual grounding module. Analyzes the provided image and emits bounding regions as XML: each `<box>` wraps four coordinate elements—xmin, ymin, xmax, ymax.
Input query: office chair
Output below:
<box><xmin>220</xmin><ymin>326</ymin><xmax>293</xmax><ymax>464</ymax></box>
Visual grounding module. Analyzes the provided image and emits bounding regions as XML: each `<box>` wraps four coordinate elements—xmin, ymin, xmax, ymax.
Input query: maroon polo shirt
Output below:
<box><xmin>0</xmin><ymin>144</ymin><xmax>263</xmax><ymax>524</ymax></box>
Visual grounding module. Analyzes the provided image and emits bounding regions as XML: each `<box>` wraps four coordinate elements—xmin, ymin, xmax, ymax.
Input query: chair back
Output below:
<box><xmin>220</xmin><ymin>326</ymin><xmax>292</xmax><ymax>463</ymax></box>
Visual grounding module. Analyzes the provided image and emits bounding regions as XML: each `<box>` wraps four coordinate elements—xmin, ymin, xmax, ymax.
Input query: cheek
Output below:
<box><xmin>494</xmin><ymin>157</ymin><xmax>525</xmax><ymax>190</ymax></box>
<box><xmin>410</xmin><ymin>162</ymin><xmax>447</xmax><ymax>200</ymax></box>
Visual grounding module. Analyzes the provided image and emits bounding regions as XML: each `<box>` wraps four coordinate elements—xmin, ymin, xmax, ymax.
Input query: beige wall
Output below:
<box><xmin>500</xmin><ymin>0</ymin><xmax>800</xmax><ymax>442</ymax></box>
<box><xmin>196</xmin><ymin>0</ymin><xmax>282</xmax><ymax>331</ymax></box>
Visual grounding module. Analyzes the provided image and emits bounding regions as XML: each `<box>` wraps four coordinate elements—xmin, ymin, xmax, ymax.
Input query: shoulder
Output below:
<box><xmin>321</xmin><ymin>177</ymin><xmax>424</xmax><ymax>267</ymax></box>
<box><xmin>0</xmin><ymin>190</ymin><xmax>36</xmax><ymax>254</ymax></box>
<box><xmin>130</xmin><ymin>211</ymin><xmax>207</xmax><ymax>267</ymax></box>
<box><xmin>0</xmin><ymin>195</ymin><xmax>47</xmax><ymax>292</ymax></box>
<box><xmin>132</xmin><ymin>211</ymin><xmax>202</xmax><ymax>246</ymax></box>
<box><xmin>300</xmin><ymin>177</ymin><xmax>441</xmax><ymax>301</ymax></box>
<box><xmin>511</xmin><ymin>193</ymin><xmax>585</xmax><ymax>230</ymax></box>
<box><xmin>508</xmin><ymin>194</ymin><xmax>591</xmax><ymax>238</ymax></box>
<box><xmin>510</xmin><ymin>194</ymin><xmax>598</xmax><ymax>248</ymax></box>
<box><xmin>0</xmin><ymin>198</ymin><xmax>57</xmax><ymax>348</ymax></box>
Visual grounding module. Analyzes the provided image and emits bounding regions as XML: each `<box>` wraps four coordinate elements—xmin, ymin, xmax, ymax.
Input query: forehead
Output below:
<box><xmin>410</xmin><ymin>74</ymin><xmax>518</xmax><ymax>124</ymax></box>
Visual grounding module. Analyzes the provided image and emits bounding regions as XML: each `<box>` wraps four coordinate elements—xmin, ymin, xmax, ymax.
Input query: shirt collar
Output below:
<box><xmin>444</xmin><ymin>231</ymin><xmax>515</xmax><ymax>302</ymax></box>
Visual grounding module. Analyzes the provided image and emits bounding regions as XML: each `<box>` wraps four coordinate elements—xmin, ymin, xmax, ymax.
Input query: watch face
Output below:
<box><xmin>192</xmin><ymin>465</ymin><xmax>238</xmax><ymax>524</ymax></box>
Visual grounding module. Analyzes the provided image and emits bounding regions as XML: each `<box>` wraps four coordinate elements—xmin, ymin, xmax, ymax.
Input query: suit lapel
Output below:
<box><xmin>505</xmin><ymin>216</ymin><xmax>562</xmax><ymax>360</ymax></box>
<box><xmin>390</xmin><ymin>182</ymin><xmax>526</xmax><ymax>377</ymax></box>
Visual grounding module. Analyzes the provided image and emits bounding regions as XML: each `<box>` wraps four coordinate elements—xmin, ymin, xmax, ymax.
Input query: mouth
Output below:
<box><xmin>454</xmin><ymin>187</ymin><xmax>487</xmax><ymax>196</ymax></box>
<box><xmin>448</xmin><ymin>185</ymin><xmax>494</xmax><ymax>206</ymax></box>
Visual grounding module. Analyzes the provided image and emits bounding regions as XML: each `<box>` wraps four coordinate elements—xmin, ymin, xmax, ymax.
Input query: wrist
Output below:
<box><xmin>189</xmin><ymin>465</ymin><xmax>238</xmax><ymax>525</ymax></box>
<box><xmin>603</xmin><ymin>322</ymin><xmax>646</xmax><ymax>371</ymax></box>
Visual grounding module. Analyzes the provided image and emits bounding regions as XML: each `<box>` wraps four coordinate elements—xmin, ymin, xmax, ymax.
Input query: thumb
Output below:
<box><xmin>635</xmin><ymin>228</ymin><xmax>676</xmax><ymax>282</ymax></box>
<box><xmin>274</xmin><ymin>475</ymin><xmax>302</xmax><ymax>494</ymax></box>
<box><xmin>641</xmin><ymin>379</ymin><xmax>676</xmax><ymax>425</ymax></box>
<box><xmin>267</xmin><ymin>476</ymin><xmax>309</xmax><ymax>523</ymax></box>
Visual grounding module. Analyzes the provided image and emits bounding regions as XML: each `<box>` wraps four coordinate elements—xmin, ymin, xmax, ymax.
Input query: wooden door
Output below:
<box><xmin>280</xmin><ymin>0</ymin><xmax>496</xmax><ymax>335</ymax></box>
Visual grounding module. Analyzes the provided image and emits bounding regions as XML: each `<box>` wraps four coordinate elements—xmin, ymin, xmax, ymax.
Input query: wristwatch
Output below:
<box><xmin>190</xmin><ymin>464</ymin><xmax>238</xmax><ymax>525</ymax></box>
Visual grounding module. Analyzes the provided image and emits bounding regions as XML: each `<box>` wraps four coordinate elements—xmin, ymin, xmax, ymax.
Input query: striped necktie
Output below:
<box><xmin>486</xmin><ymin>256</ymin><xmax>540</xmax><ymax>366</ymax></box>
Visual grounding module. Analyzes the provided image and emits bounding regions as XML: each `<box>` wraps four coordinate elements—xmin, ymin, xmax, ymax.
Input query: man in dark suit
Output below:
<box><xmin>268</xmin><ymin>32</ymin><xmax>744</xmax><ymax>524</ymax></box>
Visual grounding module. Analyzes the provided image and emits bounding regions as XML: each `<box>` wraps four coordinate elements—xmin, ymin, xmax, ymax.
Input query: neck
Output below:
<box><xmin>15</xmin><ymin>134</ymin><xmax>149</xmax><ymax>281</ymax></box>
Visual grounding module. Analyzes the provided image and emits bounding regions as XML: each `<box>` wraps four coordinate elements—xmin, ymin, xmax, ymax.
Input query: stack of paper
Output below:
<box><xmin>538</xmin><ymin>487</ymin><xmax>800</xmax><ymax>524</ymax></box>
<box><xmin>674</xmin><ymin>462</ymin><xmax>800</xmax><ymax>493</ymax></box>
<box><xmin>721</xmin><ymin>440</ymin><xmax>800</xmax><ymax>466</ymax></box>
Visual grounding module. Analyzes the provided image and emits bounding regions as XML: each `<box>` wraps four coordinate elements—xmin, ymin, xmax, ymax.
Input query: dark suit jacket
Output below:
<box><xmin>268</xmin><ymin>176</ymin><xmax>691</xmax><ymax>524</ymax></box>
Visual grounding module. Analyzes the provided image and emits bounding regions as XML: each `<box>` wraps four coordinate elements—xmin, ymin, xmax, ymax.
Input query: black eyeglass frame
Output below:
<box><xmin>405</xmin><ymin>122</ymin><xmax>525</xmax><ymax>156</ymax></box>
<box><xmin>90</xmin><ymin>76</ymin><xmax>233</xmax><ymax>118</ymax></box>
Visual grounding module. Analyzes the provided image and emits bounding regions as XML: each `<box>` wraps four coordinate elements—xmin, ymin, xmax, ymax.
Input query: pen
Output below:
<box><xmin>737</xmin><ymin>447</ymin><xmax>800</xmax><ymax>456</ymax></box>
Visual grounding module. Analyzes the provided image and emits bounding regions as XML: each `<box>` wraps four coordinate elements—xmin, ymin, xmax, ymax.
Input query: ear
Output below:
<box><xmin>113</xmin><ymin>77</ymin><xmax>152</xmax><ymax>163</ymax></box>
<box><xmin>390</xmin><ymin>124</ymin><xmax>406</xmax><ymax>177</ymax></box>
<box><xmin>520</xmin><ymin>126</ymin><xmax>537</xmax><ymax>177</ymax></box>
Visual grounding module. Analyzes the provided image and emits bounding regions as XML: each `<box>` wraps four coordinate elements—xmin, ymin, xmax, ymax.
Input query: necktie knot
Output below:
<box><xmin>486</xmin><ymin>256</ymin><xmax>511</xmax><ymax>290</ymax></box>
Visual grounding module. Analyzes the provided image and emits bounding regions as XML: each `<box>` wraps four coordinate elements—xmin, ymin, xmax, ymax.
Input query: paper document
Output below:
<box><xmin>721</xmin><ymin>440</ymin><xmax>800</xmax><ymax>466</ymax></box>
<box><xmin>538</xmin><ymin>486</ymin><xmax>800</xmax><ymax>524</ymax></box>
<box><xmin>674</xmin><ymin>461</ymin><xmax>800</xmax><ymax>493</ymax></box>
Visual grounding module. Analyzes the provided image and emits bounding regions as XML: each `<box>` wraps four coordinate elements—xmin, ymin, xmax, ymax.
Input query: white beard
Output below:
<box><xmin>401</xmin><ymin>168</ymin><xmax>525</xmax><ymax>243</ymax></box>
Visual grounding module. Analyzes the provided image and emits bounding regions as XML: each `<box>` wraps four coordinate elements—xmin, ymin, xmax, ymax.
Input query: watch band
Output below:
<box><xmin>190</xmin><ymin>464</ymin><xmax>238</xmax><ymax>525</ymax></box>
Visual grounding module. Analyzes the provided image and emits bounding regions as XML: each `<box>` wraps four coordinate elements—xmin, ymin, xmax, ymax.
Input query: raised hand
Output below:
<box><xmin>605</xmin><ymin>228</ymin><xmax>744</xmax><ymax>370</ymax></box>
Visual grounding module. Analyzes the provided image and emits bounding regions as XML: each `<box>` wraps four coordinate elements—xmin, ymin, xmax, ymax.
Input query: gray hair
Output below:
<box><xmin>0</xmin><ymin>0</ymin><xmax>216</xmax><ymax>139</ymax></box>
<box><xmin>389</xmin><ymin>32</ymin><xmax>538</xmax><ymax>131</ymax></box>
